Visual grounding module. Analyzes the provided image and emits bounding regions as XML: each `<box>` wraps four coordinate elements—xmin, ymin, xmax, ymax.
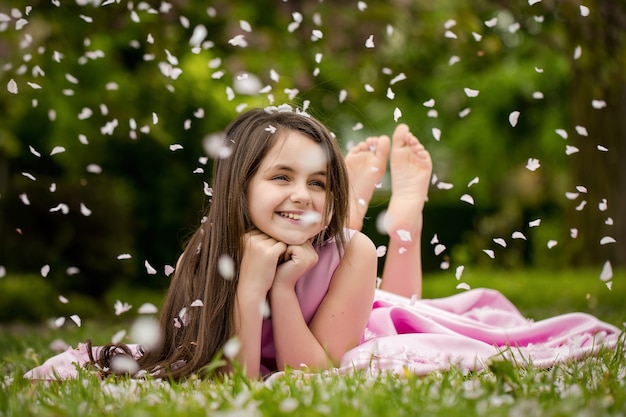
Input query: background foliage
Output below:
<box><xmin>0</xmin><ymin>0</ymin><xmax>624</xmax><ymax>316</ymax></box>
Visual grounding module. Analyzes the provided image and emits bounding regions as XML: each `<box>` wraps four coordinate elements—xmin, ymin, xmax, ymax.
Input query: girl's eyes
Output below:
<box><xmin>270</xmin><ymin>175</ymin><xmax>326</xmax><ymax>189</ymax></box>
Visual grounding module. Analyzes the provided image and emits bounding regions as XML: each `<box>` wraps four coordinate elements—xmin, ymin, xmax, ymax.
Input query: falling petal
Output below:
<box><xmin>223</xmin><ymin>337</ymin><xmax>241</xmax><ymax>359</ymax></box>
<box><xmin>575</xmin><ymin>200</ymin><xmax>587</xmax><ymax>211</ymax></box>
<box><xmin>509</xmin><ymin>111</ymin><xmax>520</xmax><ymax>127</ymax></box>
<box><xmin>598</xmin><ymin>198</ymin><xmax>608</xmax><ymax>211</ymax></box>
<box><xmin>376</xmin><ymin>245</ymin><xmax>387</xmax><ymax>257</ymax></box>
<box><xmin>365</xmin><ymin>35</ymin><xmax>375</xmax><ymax>48</ymax></box>
<box><xmin>80</xmin><ymin>203</ymin><xmax>92</xmax><ymax>216</ymax></box>
<box><xmin>575</xmin><ymin>125</ymin><xmax>589</xmax><ymax>136</ymax></box>
<box><xmin>397</xmin><ymin>229</ymin><xmax>412</xmax><ymax>242</ymax></box>
<box><xmin>468</xmin><ymin>177</ymin><xmax>479</xmax><ymax>187</ymax></box>
<box><xmin>339</xmin><ymin>89</ymin><xmax>347</xmax><ymax>103</ymax></box>
<box><xmin>565</xmin><ymin>192</ymin><xmax>579</xmax><ymax>200</ymax></box>
<box><xmin>70</xmin><ymin>315</ymin><xmax>81</xmax><ymax>327</ymax></box>
<box><xmin>485</xmin><ymin>18</ymin><xmax>498</xmax><ymax>27</ymax></box>
<box><xmin>565</xmin><ymin>145</ymin><xmax>579</xmax><ymax>155</ymax></box>
<box><xmin>580</xmin><ymin>5</ymin><xmax>590</xmax><ymax>16</ymax></box>
<box><xmin>547</xmin><ymin>240</ymin><xmax>558</xmax><ymax>249</ymax></box>
<box><xmin>455</xmin><ymin>265</ymin><xmax>465</xmax><ymax>280</ymax></box>
<box><xmin>444</xmin><ymin>30</ymin><xmax>457</xmax><ymax>39</ymax></box>
<box><xmin>512</xmin><ymin>231</ymin><xmax>527</xmax><ymax>240</ymax></box>
<box><xmin>114</xmin><ymin>300</ymin><xmax>132</xmax><ymax>316</ymax></box>
<box><xmin>390</xmin><ymin>73</ymin><xmax>406</xmax><ymax>85</ymax></box>
<box><xmin>555</xmin><ymin>129</ymin><xmax>568</xmax><ymax>139</ymax></box>
<box><xmin>605</xmin><ymin>217</ymin><xmax>614</xmax><ymax>225</ymax></box>
<box><xmin>493</xmin><ymin>238</ymin><xmax>507</xmax><ymax>248</ymax></box>
<box><xmin>529</xmin><ymin>219</ymin><xmax>542</xmax><ymax>227</ymax></box>
<box><xmin>0</xmin><ymin>266</ymin><xmax>5</xmax><ymax>278</ymax></box>
<box><xmin>597</xmin><ymin>145</ymin><xmax>608</xmax><ymax>152</ymax></box>
<box><xmin>599</xmin><ymin>261</ymin><xmax>612</xmax><ymax>282</ymax></box>
<box><xmin>437</xmin><ymin>182</ymin><xmax>454</xmax><ymax>190</ymax></box>
<box><xmin>532</xmin><ymin>91</ymin><xmax>544</xmax><ymax>99</ymax></box>
<box><xmin>570</xmin><ymin>228</ymin><xmax>578</xmax><ymax>238</ymax></box>
<box><xmin>423</xmin><ymin>98</ymin><xmax>435</xmax><ymax>107</ymax></box>
<box><xmin>525</xmin><ymin>158</ymin><xmax>541</xmax><ymax>171</ymax></box>
<box><xmin>164</xmin><ymin>265</ymin><xmax>175</xmax><ymax>276</ymax></box>
<box><xmin>218</xmin><ymin>254</ymin><xmax>235</xmax><ymax>280</ymax></box>
<box><xmin>300</xmin><ymin>211</ymin><xmax>322</xmax><ymax>226</ymax></box>
<box><xmin>111</xmin><ymin>330</ymin><xmax>127</xmax><ymax>344</ymax></box>
<box><xmin>459</xmin><ymin>108</ymin><xmax>471</xmax><ymax>118</ymax></box>
<box><xmin>386</xmin><ymin>88</ymin><xmax>395</xmax><ymax>100</ymax></box>
<box><xmin>430</xmin><ymin>234</ymin><xmax>439</xmax><ymax>244</ymax></box>
<box><xmin>591</xmin><ymin>100</ymin><xmax>607</xmax><ymax>109</ymax></box>
<box><xmin>66</xmin><ymin>267</ymin><xmax>80</xmax><ymax>275</ymax></box>
<box><xmin>54</xmin><ymin>317</ymin><xmax>65</xmax><ymax>328</ymax></box>
<box><xmin>440</xmin><ymin>261</ymin><xmax>450</xmax><ymax>270</ymax></box>
<box><xmin>138</xmin><ymin>303</ymin><xmax>158</xmax><ymax>314</ymax></box>
<box><xmin>41</xmin><ymin>264</ymin><xmax>50</xmax><ymax>278</ymax></box>
<box><xmin>600</xmin><ymin>236</ymin><xmax>616</xmax><ymax>245</ymax></box>
<box><xmin>464</xmin><ymin>88</ymin><xmax>479</xmax><ymax>97</ymax></box>
<box><xmin>169</xmin><ymin>144</ymin><xmax>183</xmax><ymax>151</ymax></box>
<box><xmin>117</xmin><ymin>253</ymin><xmax>132</xmax><ymax>260</ymax></box>
<box><xmin>432</xmin><ymin>127</ymin><xmax>441</xmax><ymax>141</ymax></box>
<box><xmin>22</xmin><ymin>172</ymin><xmax>36</xmax><ymax>181</ymax></box>
<box><xmin>449</xmin><ymin>56</ymin><xmax>461</xmax><ymax>66</ymax></box>
<box><xmin>460</xmin><ymin>194</ymin><xmax>474</xmax><ymax>205</ymax></box>
<box><xmin>606</xmin><ymin>281</ymin><xmax>613</xmax><ymax>291</ymax></box>
<box><xmin>483</xmin><ymin>249</ymin><xmax>495</xmax><ymax>259</ymax></box>
<box><xmin>190</xmin><ymin>299</ymin><xmax>204</xmax><ymax>307</ymax></box>
<box><xmin>393</xmin><ymin>107</ymin><xmax>402</xmax><ymax>122</ymax></box>
<box><xmin>145</xmin><ymin>260</ymin><xmax>157</xmax><ymax>275</ymax></box>
<box><xmin>434</xmin><ymin>244</ymin><xmax>446</xmax><ymax>256</ymax></box>
<box><xmin>574</xmin><ymin>45</ymin><xmax>582</xmax><ymax>60</ymax></box>
<box><xmin>130</xmin><ymin>317</ymin><xmax>161</xmax><ymax>350</ymax></box>
<box><xmin>456</xmin><ymin>282</ymin><xmax>471</xmax><ymax>291</ymax></box>
<box><xmin>59</xmin><ymin>295</ymin><xmax>69</xmax><ymax>304</ymax></box>
<box><xmin>19</xmin><ymin>193</ymin><xmax>30</xmax><ymax>205</ymax></box>
<box><xmin>7</xmin><ymin>79</ymin><xmax>18</xmax><ymax>94</ymax></box>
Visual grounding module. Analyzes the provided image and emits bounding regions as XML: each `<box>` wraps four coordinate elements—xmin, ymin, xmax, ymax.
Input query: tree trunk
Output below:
<box><xmin>565</xmin><ymin>0</ymin><xmax>626</xmax><ymax>267</ymax></box>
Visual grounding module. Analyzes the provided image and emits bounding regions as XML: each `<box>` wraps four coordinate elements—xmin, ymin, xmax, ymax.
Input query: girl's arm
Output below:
<box><xmin>234</xmin><ymin>231</ymin><xmax>286</xmax><ymax>378</ymax></box>
<box><xmin>270</xmin><ymin>231</ymin><xmax>377</xmax><ymax>371</ymax></box>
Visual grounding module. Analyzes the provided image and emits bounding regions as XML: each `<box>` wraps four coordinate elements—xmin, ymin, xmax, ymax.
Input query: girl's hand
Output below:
<box><xmin>239</xmin><ymin>230</ymin><xmax>287</xmax><ymax>295</ymax></box>
<box><xmin>274</xmin><ymin>240</ymin><xmax>319</xmax><ymax>289</ymax></box>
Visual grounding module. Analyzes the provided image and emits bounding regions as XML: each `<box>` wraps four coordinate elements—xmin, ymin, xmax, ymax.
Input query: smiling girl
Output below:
<box><xmin>130</xmin><ymin>106</ymin><xmax>379</xmax><ymax>379</ymax></box>
<box><xmin>26</xmin><ymin>106</ymin><xmax>621</xmax><ymax>381</ymax></box>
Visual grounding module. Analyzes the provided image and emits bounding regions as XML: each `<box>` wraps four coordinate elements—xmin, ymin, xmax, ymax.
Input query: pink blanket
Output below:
<box><xmin>24</xmin><ymin>288</ymin><xmax>623</xmax><ymax>380</ymax></box>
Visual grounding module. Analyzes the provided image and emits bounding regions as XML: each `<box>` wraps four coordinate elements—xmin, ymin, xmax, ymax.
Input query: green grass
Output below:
<box><xmin>1</xmin><ymin>268</ymin><xmax>625</xmax><ymax>417</ymax></box>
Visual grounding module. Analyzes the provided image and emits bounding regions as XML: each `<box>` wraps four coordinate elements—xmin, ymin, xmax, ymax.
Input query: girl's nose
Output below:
<box><xmin>290</xmin><ymin>183</ymin><xmax>312</xmax><ymax>205</ymax></box>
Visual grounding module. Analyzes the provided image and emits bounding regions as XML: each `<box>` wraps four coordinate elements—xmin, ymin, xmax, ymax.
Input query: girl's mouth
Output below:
<box><xmin>278</xmin><ymin>211</ymin><xmax>301</xmax><ymax>220</ymax></box>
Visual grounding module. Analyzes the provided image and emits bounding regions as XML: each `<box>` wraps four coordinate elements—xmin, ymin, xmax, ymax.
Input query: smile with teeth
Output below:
<box><xmin>278</xmin><ymin>211</ymin><xmax>301</xmax><ymax>220</ymax></box>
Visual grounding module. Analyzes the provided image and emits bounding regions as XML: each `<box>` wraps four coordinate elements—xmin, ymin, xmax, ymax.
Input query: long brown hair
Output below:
<box><xmin>92</xmin><ymin>108</ymin><xmax>350</xmax><ymax>380</ymax></box>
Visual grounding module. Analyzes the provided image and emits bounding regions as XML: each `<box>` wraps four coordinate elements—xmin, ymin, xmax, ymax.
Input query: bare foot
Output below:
<box><xmin>345</xmin><ymin>135</ymin><xmax>391</xmax><ymax>230</ymax></box>
<box><xmin>384</xmin><ymin>124</ymin><xmax>432</xmax><ymax>241</ymax></box>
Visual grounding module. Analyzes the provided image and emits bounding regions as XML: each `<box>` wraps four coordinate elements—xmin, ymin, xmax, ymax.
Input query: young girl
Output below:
<box><xmin>26</xmin><ymin>106</ymin><xmax>621</xmax><ymax>380</ymax></box>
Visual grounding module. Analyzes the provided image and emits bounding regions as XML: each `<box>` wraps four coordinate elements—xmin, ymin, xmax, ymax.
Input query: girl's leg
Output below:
<box><xmin>345</xmin><ymin>135</ymin><xmax>391</xmax><ymax>231</ymax></box>
<box><xmin>380</xmin><ymin>124</ymin><xmax>432</xmax><ymax>299</ymax></box>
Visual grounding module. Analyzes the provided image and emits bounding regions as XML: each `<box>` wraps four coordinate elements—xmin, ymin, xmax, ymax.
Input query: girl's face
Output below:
<box><xmin>247</xmin><ymin>130</ymin><xmax>328</xmax><ymax>245</ymax></box>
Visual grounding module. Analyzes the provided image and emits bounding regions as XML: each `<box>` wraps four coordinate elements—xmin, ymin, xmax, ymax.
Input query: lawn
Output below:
<box><xmin>1</xmin><ymin>268</ymin><xmax>624</xmax><ymax>417</ymax></box>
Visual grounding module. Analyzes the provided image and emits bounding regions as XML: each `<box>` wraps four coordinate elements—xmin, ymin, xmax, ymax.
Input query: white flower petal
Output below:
<box><xmin>144</xmin><ymin>260</ymin><xmax>157</xmax><ymax>275</ymax></box>
<box><xmin>599</xmin><ymin>261</ymin><xmax>613</xmax><ymax>282</ymax></box>
<box><xmin>493</xmin><ymin>238</ymin><xmax>507</xmax><ymax>248</ymax></box>
<box><xmin>509</xmin><ymin>111</ymin><xmax>520</xmax><ymax>127</ymax></box>
<box><xmin>455</xmin><ymin>265</ymin><xmax>465</xmax><ymax>280</ymax></box>
<box><xmin>511</xmin><ymin>231</ymin><xmax>527</xmax><ymax>240</ymax></box>
<box><xmin>547</xmin><ymin>240</ymin><xmax>558</xmax><ymax>249</ymax></box>
<box><xmin>434</xmin><ymin>244</ymin><xmax>446</xmax><ymax>256</ymax></box>
<box><xmin>41</xmin><ymin>264</ymin><xmax>50</xmax><ymax>278</ymax></box>
<box><xmin>600</xmin><ymin>236</ymin><xmax>616</xmax><ymax>245</ymax></box>
<box><xmin>138</xmin><ymin>303</ymin><xmax>158</xmax><ymax>314</ymax></box>
<box><xmin>483</xmin><ymin>249</ymin><xmax>495</xmax><ymax>259</ymax></box>
<box><xmin>460</xmin><ymin>194</ymin><xmax>474</xmax><ymax>205</ymax></box>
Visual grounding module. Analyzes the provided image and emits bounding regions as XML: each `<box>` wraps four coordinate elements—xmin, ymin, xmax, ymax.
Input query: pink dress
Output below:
<box><xmin>25</xmin><ymin>230</ymin><xmax>622</xmax><ymax>379</ymax></box>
